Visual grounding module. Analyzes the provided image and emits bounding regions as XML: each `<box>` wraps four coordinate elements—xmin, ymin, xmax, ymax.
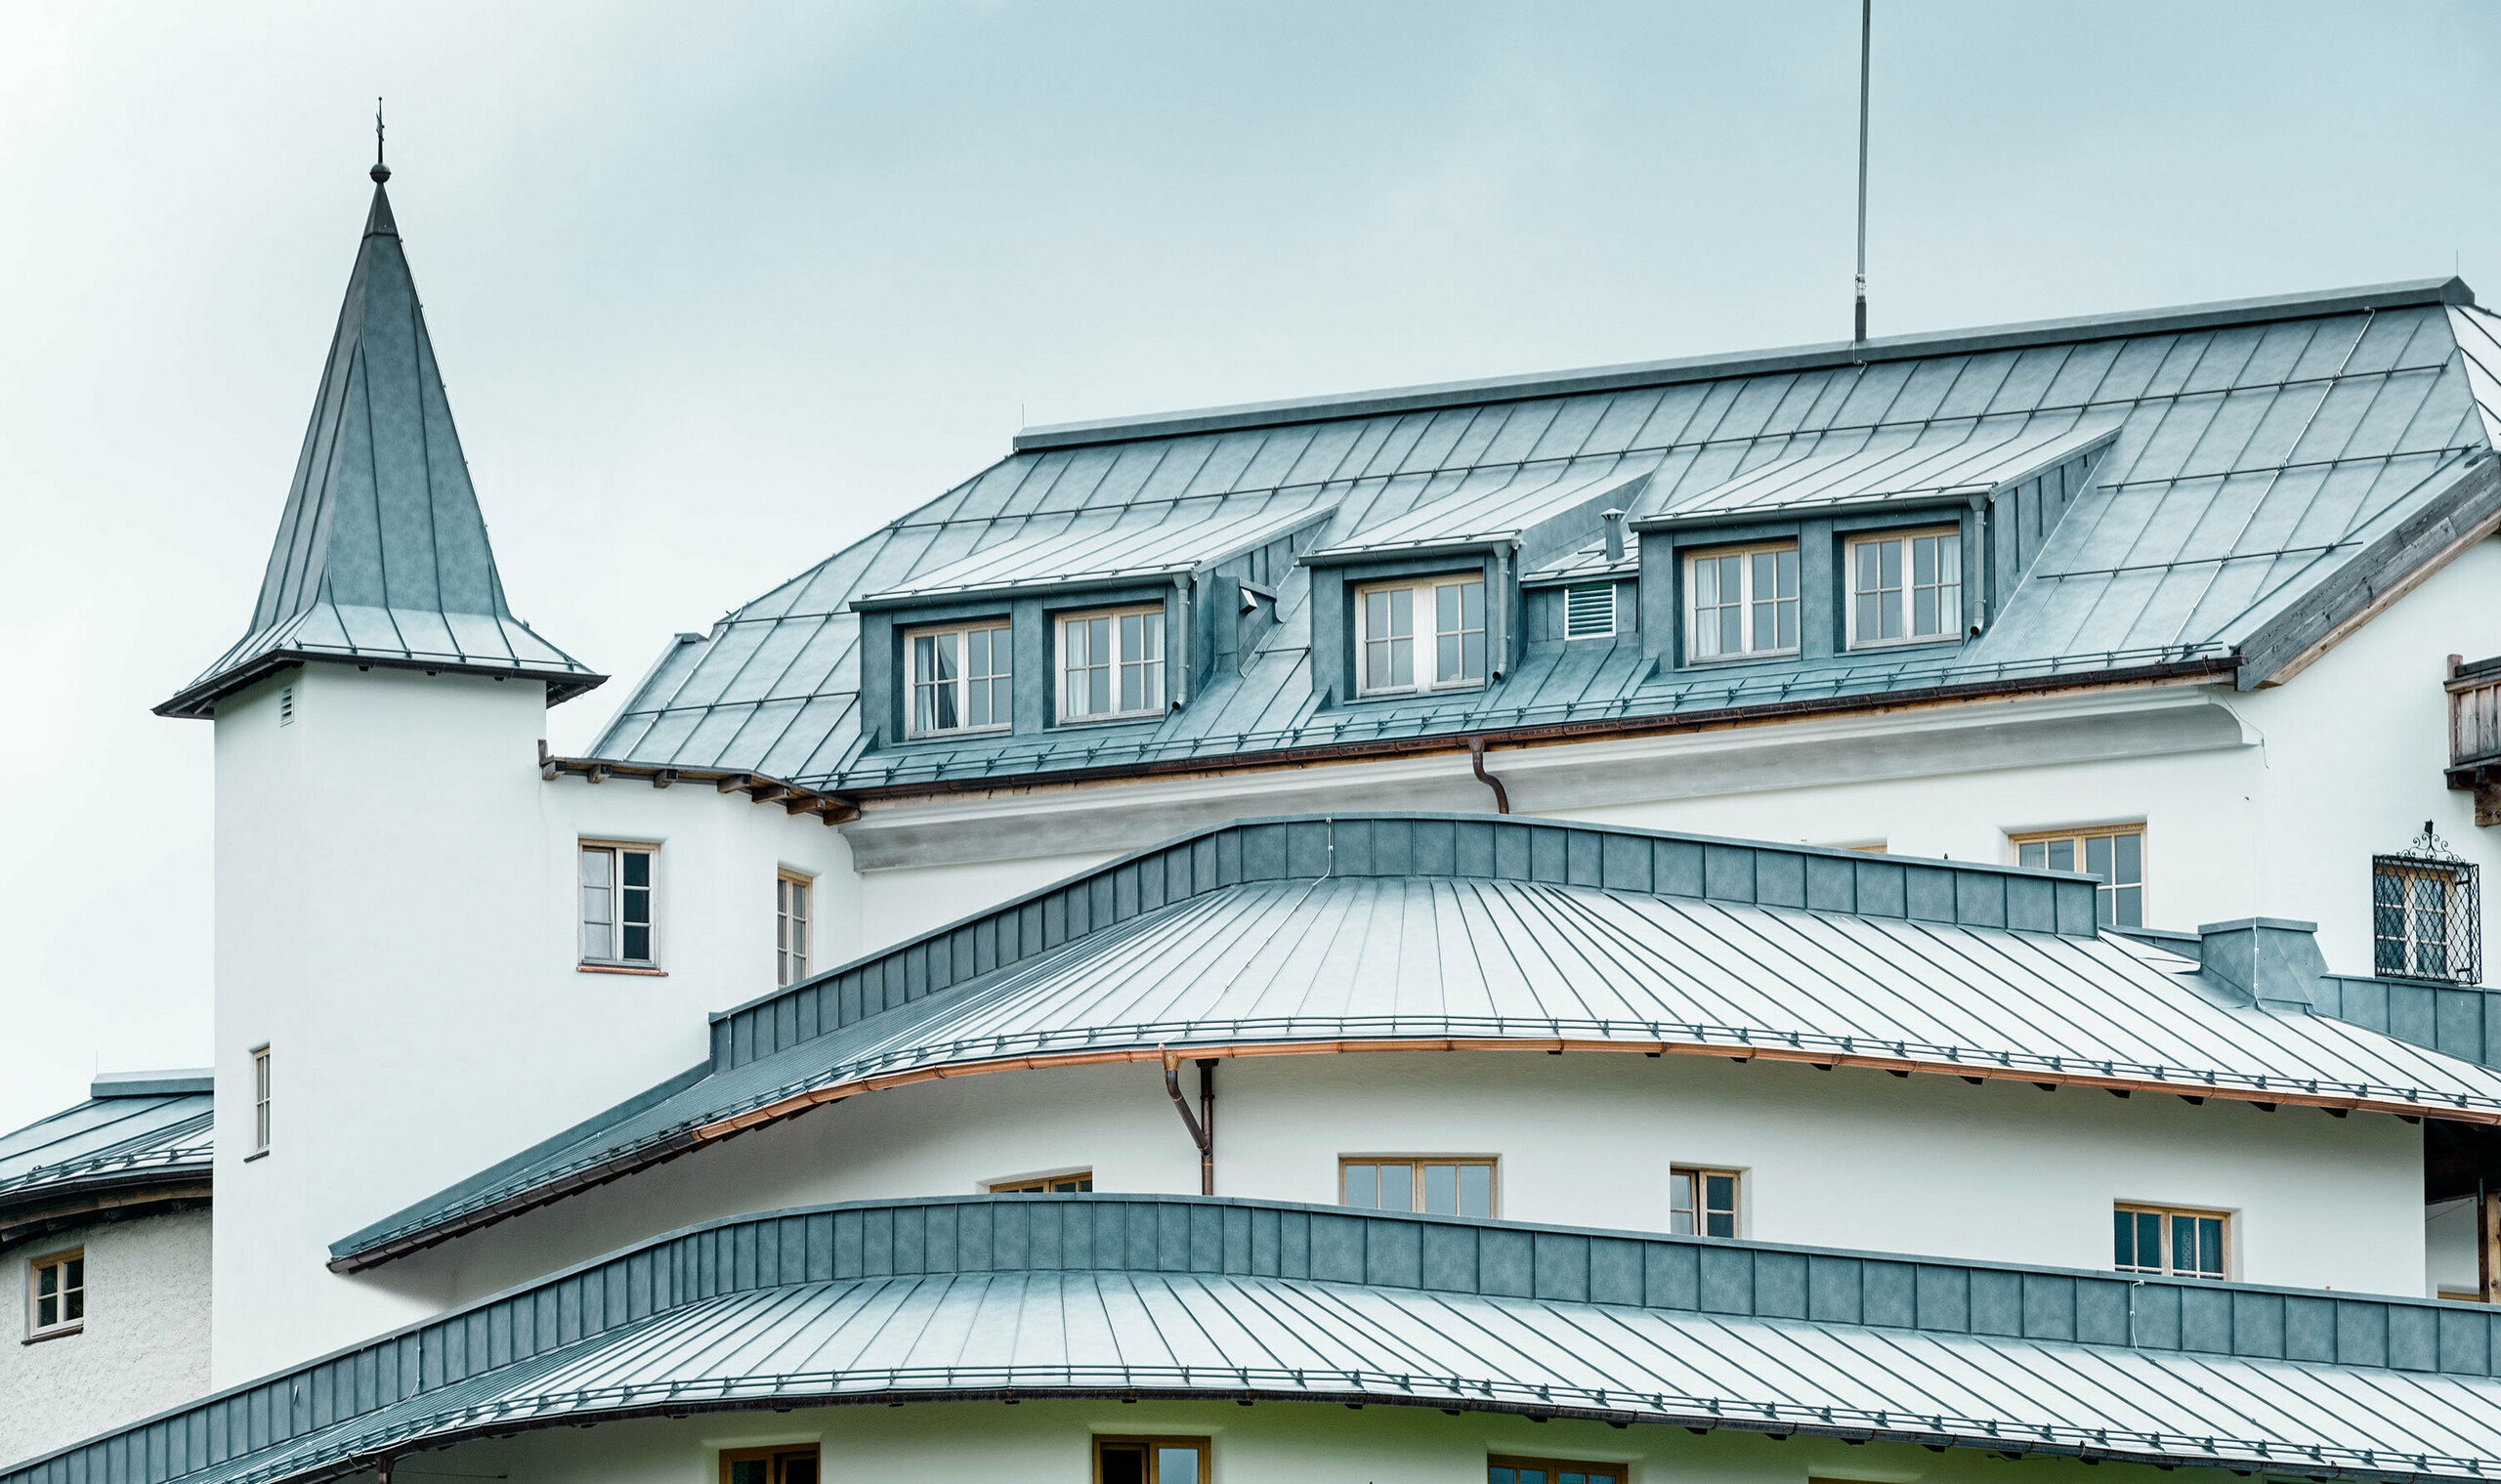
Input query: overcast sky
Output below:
<box><xmin>3</xmin><ymin>1</ymin><xmax>2498</xmax><ymax>1133</ymax></box>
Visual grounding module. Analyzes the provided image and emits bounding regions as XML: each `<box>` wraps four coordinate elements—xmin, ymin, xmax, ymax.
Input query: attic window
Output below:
<box><xmin>908</xmin><ymin>620</ymin><xmax>1012</xmax><ymax>737</ymax></box>
<box><xmin>1846</xmin><ymin>529</ymin><xmax>1962</xmax><ymax>648</ymax></box>
<box><xmin>1058</xmin><ymin>606</ymin><xmax>1166</xmax><ymax>722</ymax></box>
<box><xmin>1355</xmin><ymin>575</ymin><xmax>1485</xmax><ymax>696</ymax></box>
<box><xmin>1563</xmin><ymin>583</ymin><xmax>1617</xmax><ymax>640</ymax></box>
<box><xmin>1686</xmin><ymin>544</ymin><xmax>1798</xmax><ymax>661</ymax></box>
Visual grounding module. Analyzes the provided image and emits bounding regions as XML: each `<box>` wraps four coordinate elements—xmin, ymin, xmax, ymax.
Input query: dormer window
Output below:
<box><xmin>908</xmin><ymin>620</ymin><xmax>1011</xmax><ymax>737</ymax></box>
<box><xmin>1058</xmin><ymin>607</ymin><xmax>1166</xmax><ymax>722</ymax></box>
<box><xmin>1686</xmin><ymin>543</ymin><xmax>1799</xmax><ymax>662</ymax></box>
<box><xmin>1847</xmin><ymin>529</ymin><xmax>1962</xmax><ymax>649</ymax></box>
<box><xmin>1356</xmin><ymin>574</ymin><xmax>1485</xmax><ymax>697</ymax></box>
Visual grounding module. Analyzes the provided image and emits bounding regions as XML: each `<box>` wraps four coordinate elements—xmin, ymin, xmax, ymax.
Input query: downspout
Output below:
<box><xmin>1468</xmin><ymin>735</ymin><xmax>1511</xmax><ymax>815</ymax></box>
<box><xmin>1161</xmin><ymin>1047</ymin><xmax>1216</xmax><ymax>1195</ymax></box>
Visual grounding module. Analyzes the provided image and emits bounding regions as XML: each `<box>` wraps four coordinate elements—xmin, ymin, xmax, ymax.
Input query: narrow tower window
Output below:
<box><xmin>776</xmin><ymin>870</ymin><xmax>812</xmax><ymax>987</ymax></box>
<box><xmin>250</xmin><ymin>1045</ymin><xmax>272</xmax><ymax>1155</ymax></box>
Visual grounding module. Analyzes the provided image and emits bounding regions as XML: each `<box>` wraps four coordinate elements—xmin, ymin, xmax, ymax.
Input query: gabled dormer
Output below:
<box><xmin>1632</xmin><ymin>417</ymin><xmax>2117</xmax><ymax>673</ymax></box>
<box><xmin>849</xmin><ymin>496</ymin><xmax>1332</xmax><ymax>747</ymax></box>
<box><xmin>1298</xmin><ymin>465</ymin><xmax>1650</xmax><ymax>705</ymax></box>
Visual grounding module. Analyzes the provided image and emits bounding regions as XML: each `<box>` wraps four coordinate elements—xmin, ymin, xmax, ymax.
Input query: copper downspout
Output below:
<box><xmin>1161</xmin><ymin>1047</ymin><xmax>1216</xmax><ymax>1194</ymax></box>
<box><xmin>1468</xmin><ymin>736</ymin><xmax>1511</xmax><ymax>815</ymax></box>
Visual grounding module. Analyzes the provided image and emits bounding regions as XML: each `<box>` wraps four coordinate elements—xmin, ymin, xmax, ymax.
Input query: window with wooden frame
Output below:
<box><xmin>1489</xmin><ymin>1457</ymin><xmax>1627</xmax><ymax>1483</ymax></box>
<box><xmin>1845</xmin><ymin>527</ymin><xmax>1962</xmax><ymax>648</ymax></box>
<box><xmin>250</xmin><ymin>1044</ymin><xmax>272</xmax><ymax>1155</ymax></box>
<box><xmin>907</xmin><ymin>619</ymin><xmax>1012</xmax><ymax>737</ymax></box>
<box><xmin>2114</xmin><ymin>1204</ymin><xmax>2227</xmax><ymax>1280</ymax></box>
<box><xmin>580</xmin><ymin>842</ymin><xmax>657</xmax><ymax>967</ymax></box>
<box><xmin>1670</xmin><ymin>1166</ymin><xmax>1739</xmax><ymax>1237</ymax></box>
<box><xmin>1355</xmin><ymin>573</ymin><xmax>1486</xmax><ymax>696</ymax></box>
<box><xmin>1562</xmin><ymin>581</ymin><xmax>1618</xmax><ymax>640</ymax></box>
<box><xmin>2374</xmin><ymin>828</ymin><xmax>2482</xmax><ymax>985</ymax></box>
<box><xmin>990</xmin><ymin>1170</ymin><xmax>1093</xmax><ymax>1193</ymax></box>
<box><xmin>719</xmin><ymin>1444</ymin><xmax>819</xmax><ymax>1484</ymax></box>
<box><xmin>27</xmin><ymin>1249</ymin><xmax>83</xmax><ymax>1338</ymax></box>
<box><xmin>776</xmin><ymin>870</ymin><xmax>812</xmax><ymax>987</ymax></box>
<box><xmin>1058</xmin><ymin>605</ymin><xmax>1166</xmax><ymax>722</ymax></box>
<box><xmin>1339</xmin><ymin>1156</ymin><xmax>1497</xmax><ymax>1217</ymax></box>
<box><xmin>1094</xmin><ymin>1436</ymin><xmax>1209</xmax><ymax>1484</ymax></box>
<box><xmin>2011</xmin><ymin>825</ymin><xmax>2144</xmax><ymax>929</ymax></box>
<box><xmin>1686</xmin><ymin>542</ymin><xmax>1799</xmax><ymax>661</ymax></box>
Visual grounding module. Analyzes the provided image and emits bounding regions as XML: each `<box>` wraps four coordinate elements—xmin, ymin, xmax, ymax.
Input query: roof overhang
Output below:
<box><xmin>155</xmin><ymin>649</ymin><xmax>606</xmax><ymax>720</ymax></box>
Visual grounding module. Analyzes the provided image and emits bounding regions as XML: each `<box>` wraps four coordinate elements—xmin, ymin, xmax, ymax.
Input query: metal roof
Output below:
<box><xmin>853</xmin><ymin>491</ymin><xmax>1333</xmax><ymax>607</ymax></box>
<box><xmin>0</xmin><ymin>1073</ymin><xmax>213</xmax><ymax>1224</ymax></box>
<box><xmin>28</xmin><ymin>1194</ymin><xmax>2501</xmax><ymax>1484</ymax></box>
<box><xmin>589</xmin><ymin>280</ymin><xmax>2501</xmax><ymax>791</ymax></box>
<box><xmin>158</xmin><ymin>182</ymin><xmax>601</xmax><ymax>720</ymax></box>
<box><xmin>1639</xmin><ymin>415</ymin><xmax>2118</xmax><ymax>525</ymax></box>
<box><xmin>332</xmin><ymin>814</ymin><xmax>2501</xmax><ymax>1270</ymax></box>
<box><xmin>1300</xmin><ymin>461</ymin><xmax>1649</xmax><ymax>563</ymax></box>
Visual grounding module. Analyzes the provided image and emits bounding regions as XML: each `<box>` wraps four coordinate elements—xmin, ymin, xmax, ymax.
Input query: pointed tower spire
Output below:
<box><xmin>158</xmin><ymin>156</ymin><xmax>601</xmax><ymax>718</ymax></box>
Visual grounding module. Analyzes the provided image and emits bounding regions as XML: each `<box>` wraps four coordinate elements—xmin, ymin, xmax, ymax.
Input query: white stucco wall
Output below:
<box><xmin>377</xmin><ymin>1395</ymin><xmax>2225</xmax><ymax>1484</ymax></box>
<box><xmin>394</xmin><ymin>1050</ymin><xmax>2425</xmax><ymax>1312</ymax></box>
<box><xmin>0</xmin><ymin>1208</ymin><xmax>212</xmax><ymax>1465</ymax></box>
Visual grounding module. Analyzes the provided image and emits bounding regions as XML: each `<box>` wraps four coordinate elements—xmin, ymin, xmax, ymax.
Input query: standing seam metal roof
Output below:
<box><xmin>588</xmin><ymin>280</ymin><xmax>2501</xmax><ymax>790</ymax></box>
<box><xmin>0</xmin><ymin>1085</ymin><xmax>213</xmax><ymax>1208</ymax></box>
<box><xmin>27</xmin><ymin>1195</ymin><xmax>2501</xmax><ymax>1484</ymax></box>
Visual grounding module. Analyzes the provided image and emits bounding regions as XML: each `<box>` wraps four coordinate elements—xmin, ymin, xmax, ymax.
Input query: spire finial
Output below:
<box><xmin>371</xmin><ymin>99</ymin><xmax>390</xmax><ymax>185</ymax></box>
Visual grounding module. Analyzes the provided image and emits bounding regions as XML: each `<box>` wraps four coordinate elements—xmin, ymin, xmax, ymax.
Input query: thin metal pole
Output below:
<box><xmin>1854</xmin><ymin>0</ymin><xmax>1871</xmax><ymax>344</ymax></box>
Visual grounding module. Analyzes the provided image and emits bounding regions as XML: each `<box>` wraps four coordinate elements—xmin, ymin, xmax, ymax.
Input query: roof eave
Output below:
<box><xmin>154</xmin><ymin>649</ymin><xmax>607</xmax><ymax>720</ymax></box>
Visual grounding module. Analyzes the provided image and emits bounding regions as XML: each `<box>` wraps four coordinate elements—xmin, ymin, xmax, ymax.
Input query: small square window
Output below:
<box><xmin>1670</xmin><ymin>1165</ymin><xmax>1740</xmax><ymax>1237</ymax></box>
<box><xmin>776</xmin><ymin>870</ymin><xmax>812</xmax><ymax>987</ymax></box>
<box><xmin>2013</xmin><ymin>825</ymin><xmax>2144</xmax><ymax>928</ymax></box>
<box><xmin>1685</xmin><ymin>543</ymin><xmax>1798</xmax><ymax>661</ymax></box>
<box><xmin>27</xmin><ymin>1249</ymin><xmax>83</xmax><ymax>1338</ymax></box>
<box><xmin>1339</xmin><ymin>1156</ymin><xmax>1497</xmax><ymax>1216</ymax></box>
<box><xmin>1058</xmin><ymin>606</ymin><xmax>1166</xmax><ymax>721</ymax></box>
<box><xmin>1095</xmin><ymin>1436</ymin><xmax>1208</xmax><ymax>1484</ymax></box>
<box><xmin>990</xmin><ymin>1170</ymin><xmax>1094</xmax><ymax>1193</ymax></box>
<box><xmin>581</xmin><ymin>842</ymin><xmax>658</xmax><ymax>966</ymax></box>
<box><xmin>1846</xmin><ymin>528</ymin><xmax>1963</xmax><ymax>648</ymax></box>
<box><xmin>720</xmin><ymin>1445</ymin><xmax>819</xmax><ymax>1484</ymax></box>
<box><xmin>1489</xmin><ymin>1458</ymin><xmax>1627</xmax><ymax>1484</ymax></box>
<box><xmin>907</xmin><ymin>620</ymin><xmax>1012</xmax><ymax>737</ymax></box>
<box><xmin>2113</xmin><ymin>1204</ymin><xmax>2227</xmax><ymax>1279</ymax></box>
<box><xmin>1355</xmin><ymin>574</ymin><xmax>1486</xmax><ymax>696</ymax></box>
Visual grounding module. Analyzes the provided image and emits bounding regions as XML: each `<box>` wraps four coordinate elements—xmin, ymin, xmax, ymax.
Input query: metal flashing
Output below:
<box><xmin>89</xmin><ymin>1070</ymin><xmax>213</xmax><ymax>1099</ymax></box>
<box><xmin>1015</xmin><ymin>278</ymin><xmax>2472</xmax><ymax>451</ymax></box>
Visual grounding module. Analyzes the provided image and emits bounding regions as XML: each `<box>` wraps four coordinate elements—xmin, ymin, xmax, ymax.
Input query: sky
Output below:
<box><xmin>2</xmin><ymin>0</ymin><xmax>2499</xmax><ymax>1134</ymax></box>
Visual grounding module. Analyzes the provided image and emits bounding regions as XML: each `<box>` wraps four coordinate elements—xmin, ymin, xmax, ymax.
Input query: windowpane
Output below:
<box><xmin>2086</xmin><ymin>834</ymin><xmax>2112</xmax><ymax>884</ymax></box>
<box><xmin>1343</xmin><ymin>1163</ymin><xmax>1376</xmax><ymax>1208</ymax></box>
<box><xmin>2018</xmin><ymin>841</ymin><xmax>2045</xmax><ymax>869</ymax></box>
<box><xmin>35</xmin><ymin>1265</ymin><xmax>56</xmax><ymax>1297</ymax></box>
<box><xmin>1100</xmin><ymin>1446</ymin><xmax>1145</xmax><ymax>1484</ymax></box>
<box><xmin>1669</xmin><ymin>1169</ymin><xmax>1695</xmax><ymax>1234</ymax></box>
<box><xmin>64</xmin><ymin>1286</ymin><xmax>82</xmax><ymax>1323</ymax></box>
<box><xmin>2114</xmin><ymin>831</ymin><xmax>2142</xmax><ymax>885</ymax></box>
<box><xmin>1378</xmin><ymin>1163</ymin><xmax>1413</xmax><ymax>1211</ymax></box>
<box><xmin>36</xmin><ymin>1294</ymin><xmax>56</xmax><ymax>1328</ymax></box>
<box><xmin>1155</xmin><ymin>1447</ymin><xmax>1201</xmax><ymax>1483</ymax></box>
<box><xmin>1423</xmin><ymin>1162</ymin><xmax>1458</xmax><ymax>1214</ymax></box>
<box><xmin>2049</xmin><ymin>839</ymin><xmax>2074</xmax><ymax>872</ymax></box>
<box><xmin>1459</xmin><ymin>1162</ymin><xmax>1493</xmax><ymax>1217</ymax></box>
<box><xmin>622</xmin><ymin>852</ymin><xmax>649</xmax><ymax>889</ymax></box>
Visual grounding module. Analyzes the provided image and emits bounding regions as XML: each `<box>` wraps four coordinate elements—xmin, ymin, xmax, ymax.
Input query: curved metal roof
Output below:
<box><xmin>0</xmin><ymin>1073</ymin><xmax>213</xmax><ymax>1245</ymax></box>
<box><xmin>24</xmin><ymin>1195</ymin><xmax>2501</xmax><ymax>1484</ymax></box>
<box><xmin>333</xmin><ymin>814</ymin><xmax>2501</xmax><ymax>1270</ymax></box>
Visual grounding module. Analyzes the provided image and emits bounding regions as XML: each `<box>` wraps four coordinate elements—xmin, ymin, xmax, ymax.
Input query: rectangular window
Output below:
<box><xmin>2113</xmin><ymin>1204</ymin><xmax>2227</xmax><ymax>1279</ymax></box>
<box><xmin>720</xmin><ymin>1445</ymin><xmax>819</xmax><ymax>1484</ymax></box>
<box><xmin>1059</xmin><ymin>607</ymin><xmax>1166</xmax><ymax>721</ymax></box>
<box><xmin>1339</xmin><ymin>1157</ymin><xmax>1497</xmax><ymax>1217</ymax></box>
<box><xmin>580</xmin><ymin>842</ymin><xmax>657</xmax><ymax>966</ymax></box>
<box><xmin>2375</xmin><ymin>856</ymin><xmax>2480</xmax><ymax>984</ymax></box>
<box><xmin>27</xmin><ymin>1250</ymin><xmax>83</xmax><ymax>1338</ymax></box>
<box><xmin>1489</xmin><ymin>1459</ymin><xmax>1627</xmax><ymax>1484</ymax></box>
<box><xmin>251</xmin><ymin>1044</ymin><xmax>272</xmax><ymax>1154</ymax></box>
<box><xmin>1095</xmin><ymin>1437</ymin><xmax>1208</xmax><ymax>1484</ymax></box>
<box><xmin>1563</xmin><ymin>582</ymin><xmax>1618</xmax><ymax>640</ymax></box>
<box><xmin>1356</xmin><ymin>575</ymin><xmax>1486</xmax><ymax>696</ymax></box>
<box><xmin>776</xmin><ymin>870</ymin><xmax>811</xmax><ymax>987</ymax></box>
<box><xmin>1670</xmin><ymin>1166</ymin><xmax>1739</xmax><ymax>1237</ymax></box>
<box><xmin>990</xmin><ymin>1170</ymin><xmax>1094</xmax><ymax>1194</ymax></box>
<box><xmin>1686</xmin><ymin>543</ymin><xmax>1799</xmax><ymax>660</ymax></box>
<box><xmin>909</xmin><ymin>620</ymin><xmax>1012</xmax><ymax>737</ymax></box>
<box><xmin>2013</xmin><ymin>826</ymin><xmax>2144</xmax><ymax>928</ymax></box>
<box><xmin>1846</xmin><ymin>528</ymin><xmax>1962</xmax><ymax>647</ymax></box>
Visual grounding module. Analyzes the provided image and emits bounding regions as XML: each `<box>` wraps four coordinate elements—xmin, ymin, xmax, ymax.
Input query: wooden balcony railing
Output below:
<box><xmin>2448</xmin><ymin>654</ymin><xmax>2501</xmax><ymax>827</ymax></box>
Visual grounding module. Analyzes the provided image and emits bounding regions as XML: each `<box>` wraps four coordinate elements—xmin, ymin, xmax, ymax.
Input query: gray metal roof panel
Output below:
<box><xmin>39</xmin><ymin>1193</ymin><xmax>2501</xmax><ymax>1484</ymax></box>
<box><xmin>0</xmin><ymin>1087</ymin><xmax>213</xmax><ymax>1203</ymax></box>
<box><xmin>160</xmin><ymin>184</ymin><xmax>599</xmax><ymax>719</ymax></box>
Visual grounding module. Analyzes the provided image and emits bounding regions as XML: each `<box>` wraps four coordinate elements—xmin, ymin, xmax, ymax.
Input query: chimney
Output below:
<box><xmin>1600</xmin><ymin>508</ymin><xmax>1627</xmax><ymax>564</ymax></box>
<box><xmin>2194</xmin><ymin>917</ymin><xmax>2327</xmax><ymax>1012</ymax></box>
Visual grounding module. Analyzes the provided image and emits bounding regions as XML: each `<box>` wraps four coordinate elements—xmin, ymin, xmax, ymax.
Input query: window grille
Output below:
<box><xmin>2373</xmin><ymin>823</ymin><xmax>2481</xmax><ymax>985</ymax></box>
<box><xmin>1563</xmin><ymin>582</ymin><xmax>1617</xmax><ymax>640</ymax></box>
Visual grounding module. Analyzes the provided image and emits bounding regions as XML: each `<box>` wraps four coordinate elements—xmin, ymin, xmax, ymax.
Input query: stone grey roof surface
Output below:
<box><xmin>0</xmin><ymin>1075</ymin><xmax>212</xmax><ymax>1207</ymax></box>
<box><xmin>590</xmin><ymin>279</ymin><xmax>2501</xmax><ymax>790</ymax></box>
<box><xmin>158</xmin><ymin>184</ymin><xmax>599</xmax><ymax>718</ymax></box>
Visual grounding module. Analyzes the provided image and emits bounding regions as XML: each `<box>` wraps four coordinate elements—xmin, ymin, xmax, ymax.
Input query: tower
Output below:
<box><xmin>157</xmin><ymin>158</ymin><xmax>606</xmax><ymax>1381</ymax></box>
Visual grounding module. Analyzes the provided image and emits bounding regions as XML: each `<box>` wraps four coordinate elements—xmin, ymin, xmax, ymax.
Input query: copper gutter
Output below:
<box><xmin>328</xmin><ymin>1022</ymin><xmax>2475</xmax><ymax>1273</ymax></box>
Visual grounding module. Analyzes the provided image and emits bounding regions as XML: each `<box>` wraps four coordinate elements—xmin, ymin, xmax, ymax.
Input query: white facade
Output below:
<box><xmin>0</xmin><ymin>1209</ymin><xmax>211</xmax><ymax>1464</ymax></box>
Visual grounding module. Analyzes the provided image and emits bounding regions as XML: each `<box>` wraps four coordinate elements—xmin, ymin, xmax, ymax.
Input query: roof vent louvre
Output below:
<box><xmin>1564</xmin><ymin>583</ymin><xmax>1617</xmax><ymax>640</ymax></box>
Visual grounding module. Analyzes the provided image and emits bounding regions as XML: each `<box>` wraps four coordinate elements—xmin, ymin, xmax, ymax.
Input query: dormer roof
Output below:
<box><xmin>156</xmin><ymin>181</ymin><xmax>600</xmax><ymax>719</ymax></box>
<box><xmin>1635</xmin><ymin>414</ymin><xmax>2119</xmax><ymax>527</ymax></box>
